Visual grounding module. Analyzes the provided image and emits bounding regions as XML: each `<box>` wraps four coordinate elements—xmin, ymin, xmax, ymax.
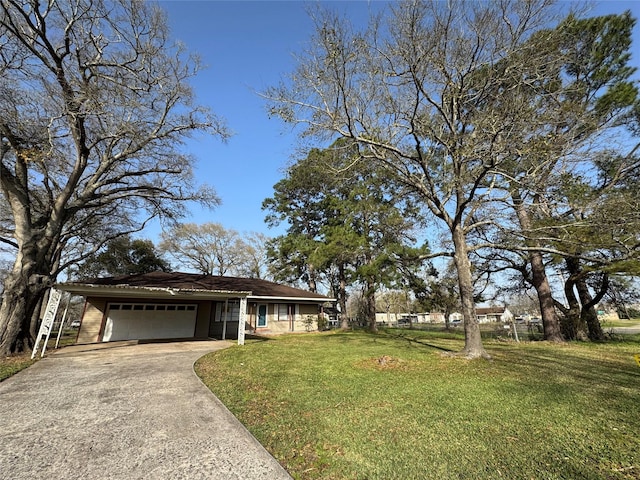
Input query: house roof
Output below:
<box><xmin>57</xmin><ymin>271</ymin><xmax>333</xmax><ymax>302</ymax></box>
<box><xmin>476</xmin><ymin>307</ymin><xmax>506</xmax><ymax>315</ymax></box>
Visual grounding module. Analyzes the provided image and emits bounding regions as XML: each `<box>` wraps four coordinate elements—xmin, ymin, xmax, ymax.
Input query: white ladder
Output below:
<box><xmin>31</xmin><ymin>288</ymin><xmax>63</xmax><ymax>359</ymax></box>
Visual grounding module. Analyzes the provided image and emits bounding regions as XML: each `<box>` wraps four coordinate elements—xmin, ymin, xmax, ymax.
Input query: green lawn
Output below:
<box><xmin>0</xmin><ymin>353</ymin><xmax>35</xmax><ymax>381</ymax></box>
<box><xmin>601</xmin><ymin>318</ymin><xmax>640</xmax><ymax>329</ymax></box>
<box><xmin>0</xmin><ymin>329</ymin><xmax>77</xmax><ymax>381</ymax></box>
<box><xmin>195</xmin><ymin>330</ymin><xmax>640</xmax><ymax>480</ymax></box>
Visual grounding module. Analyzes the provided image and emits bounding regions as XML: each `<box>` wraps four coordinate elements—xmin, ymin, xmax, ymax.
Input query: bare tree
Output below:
<box><xmin>237</xmin><ymin>232</ymin><xmax>271</xmax><ymax>279</ymax></box>
<box><xmin>160</xmin><ymin>223</ymin><xmax>261</xmax><ymax>277</ymax></box>
<box><xmin>266</xmin><ymin>0</ymin><xmax>566</xmax><ymax>359</ymax></box>
<box><xmin>0</xmin><ymin>0</ymin><xmax>228</xmax><ymax>354</ymax></box>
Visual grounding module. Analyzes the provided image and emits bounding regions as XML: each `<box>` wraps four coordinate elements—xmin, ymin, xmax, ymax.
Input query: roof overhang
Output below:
<box><xmin>56</xmin><ymin>283</ymin><xmax>335</xmax><ymax>304</ymax></box>
<box><xmin>247</xmin><ymin>295</ymin><xmax>336</xmax><ymax>303</ymax></box>
<box><xmin>56</xmin><ymin>283</ymin><xmax>252</xmax><ymax>301</ymax></box>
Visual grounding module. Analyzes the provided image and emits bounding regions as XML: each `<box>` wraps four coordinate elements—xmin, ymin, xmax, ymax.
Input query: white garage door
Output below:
<box><xmin>103</xmin><ymin>303</ymin><xmax>198</xmax><ymax>342</ymax></box>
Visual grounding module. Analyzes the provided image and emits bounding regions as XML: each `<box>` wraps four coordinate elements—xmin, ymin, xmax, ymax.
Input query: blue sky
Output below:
<box><xmin>154</xmin><ymin>1</ymin><xmax>381</xmax><ymax>241</ymax></box>
<box><xmin>150</xmin><ymin>0</ymin><xmax>640</xmax><ymax>244</ymax></box>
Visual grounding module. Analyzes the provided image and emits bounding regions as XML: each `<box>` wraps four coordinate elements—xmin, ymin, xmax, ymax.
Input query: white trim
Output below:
<box><xmin>222</xmin><ymin>298</ymin><xmax>229</xmax><ymax>340</ymax></box>
<box><xmin>238</xmin><ymin>297</ymin><xmax>247</xmax><ymax>345</ymax></box>
<box><xmin>57</xmin><ymin>285</ymin><xmax>332</xmax><ymax>304</ymax></box>
<box><xmin>248</xmin><ymin>295</ymin><xmax>335</xmax><ymax>302</ymax></box>
<box><xmin>57</xmin><ymin>284</ymin><xmax>252</xmax><ymax>299</ymax></box>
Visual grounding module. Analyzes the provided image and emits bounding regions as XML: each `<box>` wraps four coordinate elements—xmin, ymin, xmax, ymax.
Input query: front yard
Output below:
<box><xmin>0</xmin><ymin>353</ymin><xmax>35</xmax><ymax>381</ymax></box>
<box><xmin>195</xmin><ymin>329</ymin><xmax>640</xmax><ymax>480</ymax></box>
<box><xmin>0</xmin><ymin>328</ymin><xmax>78</xmax><ymax>381</ymax></box>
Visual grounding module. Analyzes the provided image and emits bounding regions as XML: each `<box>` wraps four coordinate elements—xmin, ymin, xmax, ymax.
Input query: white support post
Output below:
<box><xmin>238</xmin><ymin>297</ymin><xmax>247</xmax><ymax>345</ymax></box>
<box><xmin>512</xmin><ymin>320</ymin><xmax>520</xmax><ymax>343</ymax></box>
<box><xmin>54</xmin><ymin>293</ymin><xmax>71</xmax><ymax>349</ymax></box>
<box><xmin>31</xmin><ymin>288</ymin><xmax>63</xmax><ymax>359</ymax></box>
<box><xmin>222</xmin><ymin>298</ymin><xmax>229</xmax><ymax>340</ymax></box>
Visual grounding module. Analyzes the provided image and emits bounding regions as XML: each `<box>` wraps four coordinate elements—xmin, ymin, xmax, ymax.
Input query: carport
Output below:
<box><xmin>57</xmin><ymin>275</ymin><xmax>251</xmax><ymax>346</ymax></box>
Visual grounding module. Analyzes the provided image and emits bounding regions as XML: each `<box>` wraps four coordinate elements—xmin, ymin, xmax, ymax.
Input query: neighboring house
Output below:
<box><xmin>475</xmin><ymin>306</ymin><xmax>513</xmax><ymax>323</ymax></box>
<box><xmin>448</xmin><ymin>307</ymin><xmax>513</xmax><ymax>323</ymax></box>
<box><xmin>596</xmin><ymin>304</ymin><xmax>621</xmax><ymax>322</ymax></box>
<box><xmin>57</xmin><ymin>272</ymin><xmax>334</xmax><ymax>346</ymax></box>
<box><xmin>375</xmin><ymin>312</ymin><xmax>446</xmax><ymax>324</ymax></box>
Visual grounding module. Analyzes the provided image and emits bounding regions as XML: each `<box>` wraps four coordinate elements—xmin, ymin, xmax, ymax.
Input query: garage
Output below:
<box><xmin>102</xmin><ymin>302</ymin><xmax>198</xmax><ymax>342</ymax></box>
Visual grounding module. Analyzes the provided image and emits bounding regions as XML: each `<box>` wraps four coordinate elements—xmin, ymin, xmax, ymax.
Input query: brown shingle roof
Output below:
<box><xmin>476</xmin><ymin>307</ymin><xmax>505</xmax><ymax>315</ymax></box>
<box><xmin>67</xmin><ymin>271</ymin><xmax>331</xmax><ymax>300</ymax></box>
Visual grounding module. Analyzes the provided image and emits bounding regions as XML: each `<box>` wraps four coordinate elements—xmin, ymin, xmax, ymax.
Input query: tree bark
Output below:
<box><xmin>452</xmin><ymin>225</ymin><xmax>489</xmax><ymax>359</ymax></box>
<box><xmin>338</xmin><ymin>265</ymin><xmax>349</xmax><ymax>330</ymax></box>
<box><xmin>512</xmin><ymin>191</ymin><xmax>564</xmax><ymax>342</ymax></box>
<box><xmin>530</xmin><ymin>251</ymin><xmax>564</xmax><ymax>342</ymax></box>
<box><xmin>365</xmin><ymin>279</ymin><xmax>377</xmax><ymax>333</ymax></box>
<box><xmin>563</xmin><ymin>258</ymin><xmax>588</xmax><ymax>340</ymax></box>
<box><xmin>575</xmin><ymin>275</ymin><xmax>606</xmax><ymax>341</ymax></box>
<box><xmin>0</xmin><ymin>260</ymin><xmax>49</xmax><ymax>355</ymax></box>
<box><xmin>0</xmin><ymin>191</ymin><xmax>56</xmax><ymax>355</ymax></box>
<box><xmin>308</xmin><ymin>264</ymin><xmax>317</xmax><ymax>294</ymax></box>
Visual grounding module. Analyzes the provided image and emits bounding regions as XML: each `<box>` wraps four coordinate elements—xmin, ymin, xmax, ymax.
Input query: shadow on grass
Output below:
<box><xmin>379</xmin><ymin>329</ymin><xmax>457</xmax><ymax>353</ymax></box>
<box><xmin>490</xmin><ymin>341</ymin><xmax>640</xmax><ymax>411</ymax></box>
<box><xmin>313</xmin><ymin>328</ymin><xmax>457</xmax><ymax>350</ymax></box>
<box><xmin>243</xmin><ymin>334</ymin><xmax>276</xmax><ymax>342</ymax></box>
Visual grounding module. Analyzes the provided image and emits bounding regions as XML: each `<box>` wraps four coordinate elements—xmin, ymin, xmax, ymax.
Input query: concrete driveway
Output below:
<box><xmin>0</xmin><ymin>340</ymin><xmax>292</xmax><ymax>480</ymax></box>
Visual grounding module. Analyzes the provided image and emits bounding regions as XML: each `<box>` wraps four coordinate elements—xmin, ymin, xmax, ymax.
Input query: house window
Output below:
<box><xmin>277</xmin><ymin>304</ymin><xmax>296</xmax><ymax>321</ymax></box>
<box><xmin>214</xmin><ymin>301</ymin><xmax>240</xmax><ymax>322</ymax></box>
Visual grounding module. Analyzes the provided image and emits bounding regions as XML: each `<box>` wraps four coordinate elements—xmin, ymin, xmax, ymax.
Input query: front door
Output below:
<box><xmin>257</xmin><ymin>304</ymin><xmax>267</xmax><ymax>328</ymax></box>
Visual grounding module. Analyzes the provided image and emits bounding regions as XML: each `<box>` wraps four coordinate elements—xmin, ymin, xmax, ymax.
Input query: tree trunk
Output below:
<box><xmin>365</xmin><ymin>280</ymin><xmax>377</xmax><ymax>332</ymax></box>
<box><xmin>338</xmin><ymin>266</ymin><xmax>349</xmax><ymax>330</ymax></box>
<box><xmin>452</xmin><ymin>225</ymin><xmax>489</xmax><ymax>359</ymax></box>
<box><xmin>563</xmin><ymin>258</ymin><xmax>588</xmax><ymax>340</ymax></box>
<box><xmin>530</xmin><ymin>250</ymin><xmax>564</xmax><ymax>342</ymax></box>
<box><xmin>308</xmin><ymin>264</ymin><xmax>317</xmax><ymax>293</ymax></box>
<box><xmin>0</xmin><ymin>219</ymin><xmax>56</xmax><ymax>355</ymax></box>
<box><xmin>30</xmin><ymin>292</ymin><xmax>46</xmax><ymax>341</ymax></box>
<box><xmin>0</xmin><ymin>262</ymin><xmax>48</xmax><ymax>355</ymax></box>
<box><xmin>0</xmin><ymin>275</ymin><xmax>30</xmax><ymax>355</ymax></box>
<box><xmin>512</xmin><ymin>191</ymin><xmax>564</xmax><ymax>342</ymax></box>
<box><xmin>575</xmin><ymin>276</ymin><xmax>605</xmax><ymax>341</ymax></box>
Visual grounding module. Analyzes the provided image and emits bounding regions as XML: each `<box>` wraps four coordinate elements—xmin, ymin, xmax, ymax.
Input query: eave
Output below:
<box><xmin>247</xmin><ymin>295</ymin><xmax>336</xmax><ymax>303</ymax></box>
<box><xmin>56</xmin><ymin>283</ymin><xmax>252</xmax><ymax>301</ymax></box>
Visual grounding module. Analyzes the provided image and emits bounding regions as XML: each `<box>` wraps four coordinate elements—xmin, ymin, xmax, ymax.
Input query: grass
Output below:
<box><xmin>0</xmin><ymin>328</ymin><xmax>78</xmax><ymax>382</ymax></box>
<box><xmin>0</xmin><ymin>353</ymin><xmax>35</xmax><ymax>381</ymax></box>
<box><xmin>601</xmin><ymin>318</ymin><xmax>640</xmax><ymax>328</ymax></box>
<box><xmin>195</xmin><ymin>329</ymin><xmax>640</xmax><ymax>480</ymax></box>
